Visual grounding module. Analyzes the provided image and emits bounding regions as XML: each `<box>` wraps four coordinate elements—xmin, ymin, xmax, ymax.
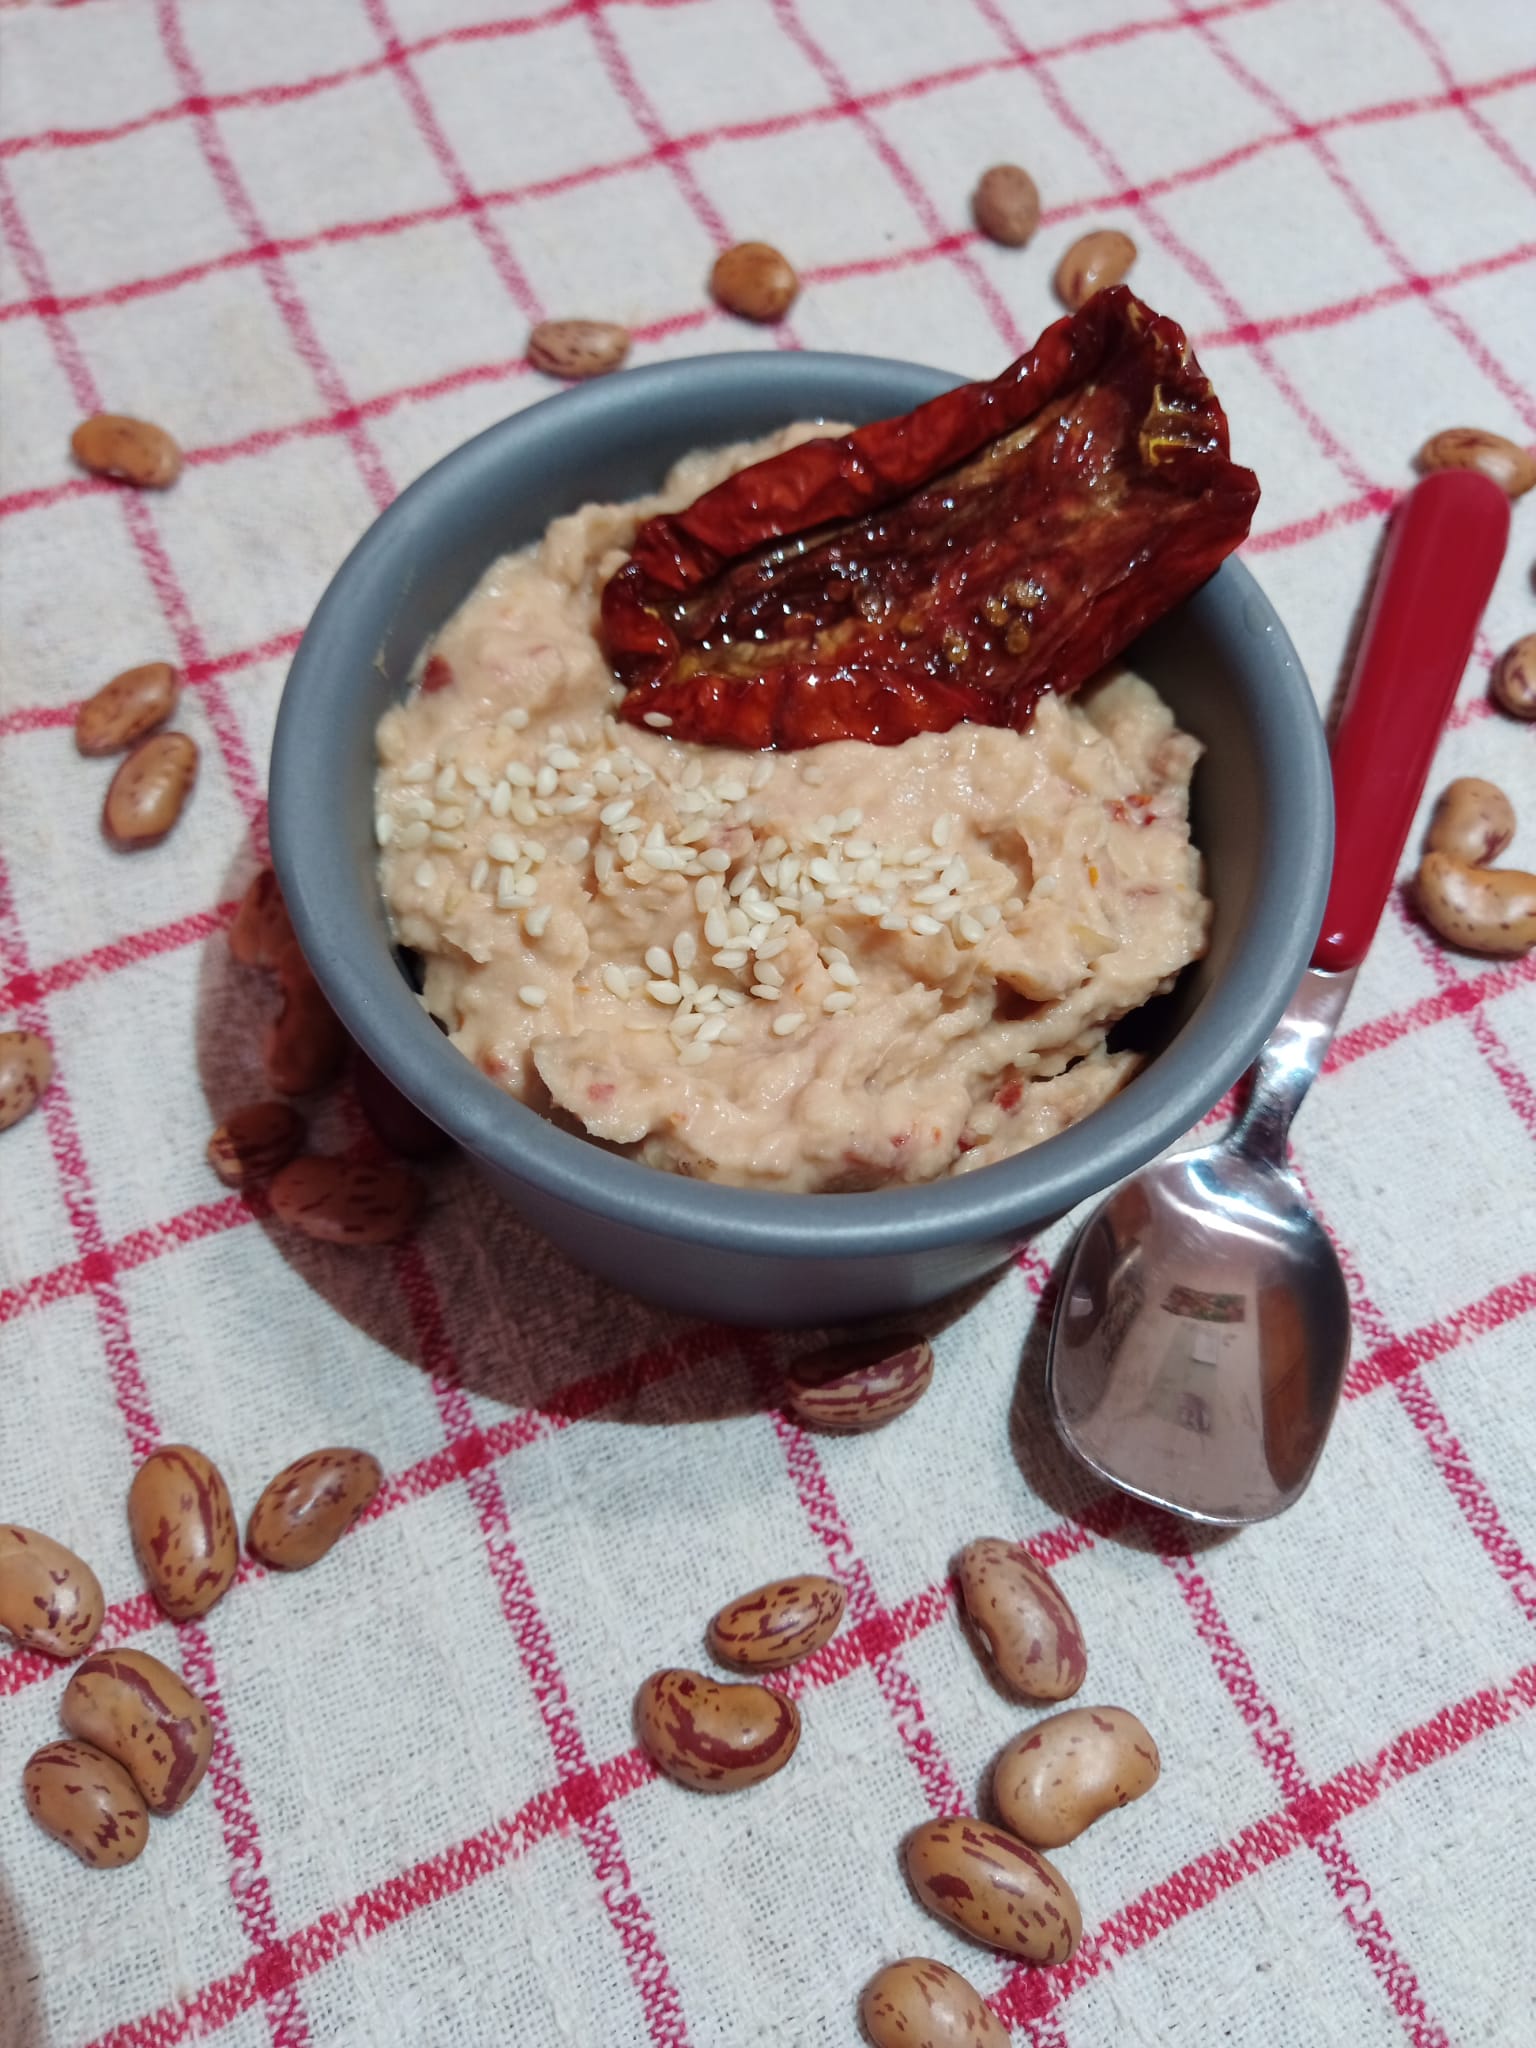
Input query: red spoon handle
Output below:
<box><xmin>1312</xmin><ymin>469</ymin><xmax>1510</xmax><ymax>973</ymax></box>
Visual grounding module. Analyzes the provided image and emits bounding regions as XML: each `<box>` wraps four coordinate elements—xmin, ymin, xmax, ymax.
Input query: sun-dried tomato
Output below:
<box><xmin>601</xmin><ymin>287</ymin><xmax>1259</xmax><ymax>748</ymax></box>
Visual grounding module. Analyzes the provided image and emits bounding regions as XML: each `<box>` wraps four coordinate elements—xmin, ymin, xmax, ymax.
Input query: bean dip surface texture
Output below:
<box><xmin>374</xmin><ymin>427</ymin><xmax>1211</xmax><ymax>1193</ymax></box>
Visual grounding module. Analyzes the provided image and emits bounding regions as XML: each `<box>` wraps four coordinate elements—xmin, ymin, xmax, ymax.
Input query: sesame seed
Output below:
<box><xmin>956</xmin><ymin>912</ymin><xmax>985</xmax><ymax>944</ymax></box>
<box><xmin>696</xmin><ymin>1016</ymin><xmax>727</xmax><ymax>1043</ymax></box>
<box><xmin>617</xmin><ymin>832</ymin><xmax>640</xmax><ymax>864</ymax></box>
<box><xmin>828</xmin><ymin>960</ymin><xmax>859</xmax><ymax>987</ymax></box>
<box><xmin>853</xmin><ymin>892</ymin><xmax>886</xmax><ymax>917</ymax></box>
<box><xmin>756</xmin><ymin>960</ymin><xmax>783</xmax><ymax>986</ymax></box>
<box><xmin>700</xmin><ymin>848</ymin><xmax>732</xmax><ymax>872</ymax></box>
<box><xmin>535</xmin><ymin>765</ymin><xmax>558</xmax><ymax>798</ymax></box>
<box><xmin>546</xmin><ymin>745</ymin><xmax>580</xmax><ymax>772</ymax></box>
<box><xmin>681</xmin><ymin>759</ymin><xmax>704</xmax><ymax>790</ymax></box>
<box><xmin>749</xmin><ymin>759</ymin><xmax>775</xmax><ymax>790</ymax></box>
<box><xmin>435</xmin><ymin>765</ymin><xmax>458</xmax><ymax>798</ymax></box>
<box><xmin>941</xmin><ymin>859</ymin><xmax>970</xmax><ymax>891</ymax></box>
<box><xmin>600</xmin><ymin>798</ymin><xmax>633</xmax><ymax>826</ymax></box>
<box><xmin>375</xmin><ymin>813</ymin><xmax>393</xmax><ymax>847</ymax></box>
<box><xmin>603</xmin><ymin>964</ymin><xmax>630</xmax><ymax>999</ymax></box>
<box><xmin>594</xmin><ymin>845</ymin><xmax>615</xmax><ymax>885</ymax></box>
<box><xmin>704</xmin><ymin>907</ymin><xmax>730</xmax><ymax>948</ymax></box>
<box><xmin>647</xmin><ymin>980</ymin><xmax>684</xmax><ymax>1005</ymax></box>
<box><xmin>695</xmin><ymin>876</ymin><xmax>722</xmax><ymax>911</ymax></box>
<box><xmin>677</xmin><ymin>1040</ymin><xmax>712</xmax><ymax>1065</ymax></box>
<box><xmin>395</xmin><ymin>820</ymin><xmax>429</xmax><ymax>851</ymax></box>
<box><xmin>496</xmin><ymin>871</ymin><xmax>532</xmax><ymax>909</ymax></box>
<box><xmin>823</xmin><ymin>991</ymin><xmax>856</xmax><ymax>1012</ymax></box>
<box><xmin>754</xmin><ymin>936</ymin><xmax>788</xmax><ymax>961</ymax></box>
<box><xmin>510</xmin><ymin>797</ymin><xmax>540</xmax><ymax>827</ymax></box>
<box><xmin>713</xmin><ymin>949</ymin><xmax>749</xmax><ymax>971</ymax></box>
<box><xmin>910</xmin><ymin>914</ymin><xmax>944</xmax><ymax>936</ymax></box>
<box><xmin>912</xmin><ymin>883</ymin><xmax>948</xmax><ymax>905</ymax></box>
<box><xmin>523</xmin><ymin>839</ymin><xmax>547</xmax><ymax>863</ymax></box>
<box><xmin>430</xmin><ymin>830</ymin><xmax>462</xmax><ymax>849</ymax></box>
<box><xmin>673</xmin><ymin>931</ymin><xmax>697</xmax><ymax>970</ymax></box>
<box><xmin>507</xmin><ymin>707</ymin><xmax>531</xmax><ymax>730</ymax></box>
<box><xmin>643</xmin><ymin>711</ymin><xmax>673</xmax><ymax>729</ymax></box>
<box><xmin>469</xmin><ymin>858</ymin><xmax>489</xmax><ymax>892</ymax></box>
<box><xmin>751</xmin><ymin>983</ymin><xmax>780</xmax><ymax>1001</ymax></box>
<box><xmin>490</xmin><ymin>782</ymin><xmax>512</xmax><ymax>818</ymax></box>
<box><xmin>878</xmin><ymin>912</ymin><xmax>909</xmax><ymax>932</ymax></box>
<box><xmin>560</xmin><ymin>835</ymin><xmax>590</xmax><ymax>864</ymax></box>
<box><xmin>931</xmin><ymin>812</ymin><xmax>954</xmax><ymax>848</ymax></box>
<box><xmin>835</xmin><ymin>807</ymin><xmax>863</xmax><ymax>832</ymax></box>
<box><xmin>402</xmin><ymin>758</ymin><xmax>434</xmax><ymax>783</ymax></box>
<box><xmin>506</xmin><ymin>762</ymin><xmax>536</xmax><ymax>788</ymax></box>
<box><xmin>645</xmin><ymin>945</ymin><xmax>673</xmax><ymax>977</ymax></box>
<box><xmin>772</xmin><ymin>1011</ymin><xmax>807</xmax><ymax>1035</ymax></box>
<box><xmin>518</xmin><ymin>984</ymin><xmax>547</xmax><ymax>1008</ymax></box>
<box><xmin>525</xmin><ymin>904</ymin><xmax>551</xmax><ymax>938</ymax></box>
<box><xmin>488</xmin><ymin>833</ymin><xmax>522</xmax><ymax>864</ymax></box>
<box><xmin>980</xmin><ymin>903</ymin><xmax>1003</xmax><ymax>927</ymax></box>
<box><xmin>716</xmin><ymin>779</ymin><xmax>748</xmax><ymax>803</ymax></box>
<box><xmin>413</xmin><ymin>861</ymin><xmax>436</xmax><ymax>889</ymax></box>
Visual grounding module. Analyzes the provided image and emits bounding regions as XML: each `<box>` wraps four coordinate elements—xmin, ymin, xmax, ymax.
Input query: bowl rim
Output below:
<box><xmin>272</xmin><ymin>348</ymin><xmax>1333</xmax><ymax>1260</ymax></box>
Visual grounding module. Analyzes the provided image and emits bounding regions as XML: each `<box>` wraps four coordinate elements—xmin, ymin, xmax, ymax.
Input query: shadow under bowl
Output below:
<box><xmin>270</xmin><ymin>351</ymin><xmax>1332</xmax><ymax>1326</ymax></box>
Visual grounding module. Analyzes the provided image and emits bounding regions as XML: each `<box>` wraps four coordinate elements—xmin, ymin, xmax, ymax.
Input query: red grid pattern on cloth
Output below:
<box><xmin>2</xmin><ymin>0</ymin><xmax>1533</xmax><ymax>2043</ymax></box>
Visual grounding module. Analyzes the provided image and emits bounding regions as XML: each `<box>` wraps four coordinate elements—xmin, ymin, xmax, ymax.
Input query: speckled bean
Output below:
<box><xmin>24</xmin><ymin>1740</ymin><xmax>148</xmax><ymax>1867</ymax></box>
<box><xmin>992</xmin><ymin>1705</ymin><xmax>1161</xmax><ymax>1849</ymax></box>
<box><xmin>706</xmin><ymin>1573</ymin><xmax>845</xmax><ymax>1671</ymax></box>
<box><xmin>1054</xmin><ymin>229</ymin><xmax>1136</xmax><ymax>310</ymax></box>
<box><xmin>0</xmin><ymin>1030</ymin><xmax>52</xmax><ymax>1134</ymax></box>
<box><xmin>127</xmin><ymin>1444</ymin><xmax>239</xmax><ymax>1621</ymax></box>
<box><xmin>229</xmin><ymin>867</ymin><xmax>296</xmax><ymax>969</ymax></box>
<box><xmin>70</xmin><ymin>413</ymin><xmax>182</xmax><ymax>489</ymax></box>
<box><xmin>75</xmin><ymin>662</ymin><xmax>180</xmax><ymax>756</ymax></box>
<box><xmin>61</xmin><ymin>1649</ymin><xmax>213</xmax><ymax>1813</ymax></box>
<box><xmin>1416</xmin><ymin>851</ymin><xmax>1536</xmax><ymax>957</ymax></box>
<box><xmin>264</xmin><ymin>941</ymin><xmax>348</xmax><ymax>1095</ymax></box>
<box><xmin>0</xmin><ymin>1525</ymin><xmax>103</xmax><ymax>1658</ymax></box>
<box><xmin>860</xmin><ymin>1958</ymin><xmax>1010</xmax><ymax>2048</ymax></box>
<box><xmin>1416</xmin><ymin>427</ymin><xmax>1536</xmax><ymax>499</ymax></box>
<box><xmin>247</xmin><ymin>1448</ymin><xmax>383</xmax><ymax>1570</ymax></box>
<box><xmin>783</xmin><ymin>1333</ymin><xmax>933</xmax><ymax>1433</ymax></box>
<box><xmin>634</xmin><ymin>1668</ymin><xmax>800</xmax><ymax>1792</ymax></box>
<box><xmin>207</xmin><ymin>1101</ymin><xmax>306</xmax><ymax>1186</ymax></box>
<box><xmin>1492</xmin><ymin>634</ymin><xmax>1536</xmax><ymax>721</ymax></box>
<box><xmin>102</xmin><ymin>731</ymin><xmax>198</xmax><ymax>849</ymax></box>
<box><xmin>956</xmin><ymin>1537</ymin><xmax>1087</xmax><ymax>1702</ymax></box>
<box><xmin>267</xmin><ymin>1156</ymin><xmax>423</xmax><ymax>1245</ymax></box>
<box><xmin>1424</xmin><ymin>778</ymin><xmax>1515</xmax><ymax>867</ymax></box>
<box><xmin>527</xmin><ymin>319</ymin><xmax>631</xmax><ymax>380</ymax></box>
<box><xmin>905</xmin><ymin>1816</ymin><xmax>1081</xmax><ymax>1963</ymax></box>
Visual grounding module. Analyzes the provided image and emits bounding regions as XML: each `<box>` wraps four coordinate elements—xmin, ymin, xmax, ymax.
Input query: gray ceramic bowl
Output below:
<box><xmin>271</xmin><ymin>352</ymin><xmax>1331</xmax><ymax>1326</ymax></box>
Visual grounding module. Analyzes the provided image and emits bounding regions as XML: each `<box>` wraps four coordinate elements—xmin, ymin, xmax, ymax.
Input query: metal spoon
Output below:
<box><xmin>1047</xmin><ymin>469</ymin><xmax>1511</xmax><ymax>1525</ymax></box>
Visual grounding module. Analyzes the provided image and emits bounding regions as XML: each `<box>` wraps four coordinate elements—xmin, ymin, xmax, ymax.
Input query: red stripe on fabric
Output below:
<box><xmin>578</xmin><ymin>0</ymin><xmax>732</xmax><ymax>245</ymax></box>
<box><xmin>152</xmin><ymin>0</ymin><xmax>398</xmax><ymax>513</ymax></box>
<box><xmin>1381</xmin><ymin>0</ymin><xmax>1536</xmax><ymax>209</ymax></box>
<box><xmin>1200</xmin><ymin>237</ymin><xmax>1536</xmax><ymax>350</ymax></box>
<box><xmin>1176</xmin><ymin>0</ymin><xmax>1536</xmax><ymax>440</ymax></box>
<box><xmin>0</xmin><ymin>901</ymin><xmax>237</xmax><ymax>1011</ymax></box>
<box><xmin>357</xmin><ymin>0</ymin><xmax>544</xmax><ymax>321</ymax></box>
<box><xmin>0</xmin><ymin>166</ymin><xmax>269</xmax><ymax>849</ymax></box>
<box><xmin>1168</xmin><ymin>1556</ymin><xmax>1453</xmax><ymax>2046</ymax></box>
<box><xmin>389</xmin><ymin>1238</ymin><xmax>693</xmax><ymax>2045</ymax></box>
<box><xmin>6</xmin><ymin>59</ymin><xmax>1530</xmax><ymax>341</ymax></box>
<box><xmin>1246</xmin><ymin>486</ymin><xmax>1396</xmax><ymax>553</ymax></box>
<box><xmin>1350</xmin><ymin>1273</ymin><xmax>1536</xmax><ymax>1399</ymax></box>
<box><xmin>1392</xmin><ymin>1369</ymin><xmax>1536</xmax><ymax>1624</ymax></box>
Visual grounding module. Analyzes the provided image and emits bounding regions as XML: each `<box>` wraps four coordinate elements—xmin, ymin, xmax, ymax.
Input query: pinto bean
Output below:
<box><xmin>783</xmin><ymin>1333</ymin><xmax>933</xmax><ymax>1432</ymax></box>
<box><xmin>61</xmin><ymin>1649</ymin><xmax>213</xmax><ymax>1813</ymax></box>
<box><xmin>24</xmin><ymin>1740</ymin><xmax>148</xmax><ymax>1867</ymax></box>
<box><xmin>527</xmin><ymin>319</ymin><xmax>631</xmax><ymax>379</ymax></box>
<box><xmin>904</xmin><ymin>1816</ymin><xmax>1081</xmax><ymax>1963</ymax></box>
<box><xmin>75</xmin><ymin>662</ymin><xmax>180</xmax><ymax>756</ymax></box>
<box><xmin>706</xmin><ymin>1574</ymin><xmax>845</xmax><ymax>1671</ymax></box>
<box><xmin>1416</xmin><ymin>850</ymin><xmax>1536</xmax><ymax>957</ymax></box>
<box><xmin>229</xmin><ymin>867</ymin><xmax>296</xmax><ymax>968</ymax></box>
<box><xmin>1416</xmin><ymin>427</ymin><xmax>1536</xmax><ymax>499</ymax></box>
<box><xmin>127</xmin><ymin>1444</ymin><xmax>239</xmax><ymax>1621</ymax></box>
<box><xmin>0</xmin><ymin>1031</ymin><xmax>52</xmax><ymax>1134</ymax></box>
<box><xmin>267</xmin><ymin>1156</ymin><xmax>423</xmax><ymax>1245</ymax></box>
<box><xmin>956</xmin><ymin>1537</ymin><xmax>1087</xmax><ymax>1702</ymax></box>
<box><xmin>1423</xmin><ymin>778</ymin><xmax>1515</xmax><ymax>867</ymax></box>
<box><xmin>972</xmin><ymin>164</ymin><xmax>1041</xmax><ymax>247</ymax></box>
<box><xmin>206</xmin><ymin>1101</ymin><xmax>306</xmax><ymax>1187</ymax></box>
<box><xmin>70</xmin><ymin>413</ymin><xmax>182</xmax><ymax>488</ymax></box>
<box><xmin>1054</xmin><ymin>229</ymin><xmax>1136</xmax><ymax>310</ymax></box>
<box><xmin>0</xmin><ymin>1524</ymin><xmax>103</xmax><ymax>1658</ymax></box>
<box><xmin>992</xmin><ymin>1704</ymin><xmax>1161</xmax><ymax>1848</ymax></box>
<box><xmin>634</xmin><ymin>1668</ymin><xmax>800</xmax><ymax>1792</ymax></box>
<box><xmin>860</xmin><ymin>1958</ymin><xmax>1010</xmax><ymax>2048</ymax></box>
<box><xmin>1491</xmin><ymin>633</ymin><xmax>1536</xmax><ymax>721</ymax></box>
<box><xmin>247</xmin><ymin>1449</ymin><xmax>382</xmax><ymax>1570</ymax></box>
<box><xmin>102</xmin><ymin>732</ymin><xmax>198</xmax><ymax>849</ymax></box>
<box><xmin>264</xmin><ymin>941</ymin><xmax>347</xmax><ymax>1095</ymax></box>
<box><xmin>710</xmin><ymin>242</ymin><xmax>799</xmax><ymax>323</ymax></box>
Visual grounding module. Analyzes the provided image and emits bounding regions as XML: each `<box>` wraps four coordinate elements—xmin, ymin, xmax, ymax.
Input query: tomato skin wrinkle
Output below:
<box><xmin>601</xmin><ymin>286</ymin><xmax>1259</xmax><ymax>750</ymax></box>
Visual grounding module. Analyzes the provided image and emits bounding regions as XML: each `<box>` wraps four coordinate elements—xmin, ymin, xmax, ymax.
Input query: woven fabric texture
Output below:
<box><xmin>2</xmin><ymin>1</ymin><xmax>1534</xmax><ymax>2044</ymax></box>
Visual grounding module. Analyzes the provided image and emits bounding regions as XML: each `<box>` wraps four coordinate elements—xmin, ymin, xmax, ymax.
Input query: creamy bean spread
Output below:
<box><xmin>374</xmin><ymin>426</ymin><xmax>1211</xmax><ymax>1192</ymax></box>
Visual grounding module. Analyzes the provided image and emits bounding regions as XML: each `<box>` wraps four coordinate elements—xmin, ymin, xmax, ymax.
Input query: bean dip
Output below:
<box><xmin>374</xmin><ymin>427</ymin><xmax>1211</xmax><ymax>1192</ymax></box>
